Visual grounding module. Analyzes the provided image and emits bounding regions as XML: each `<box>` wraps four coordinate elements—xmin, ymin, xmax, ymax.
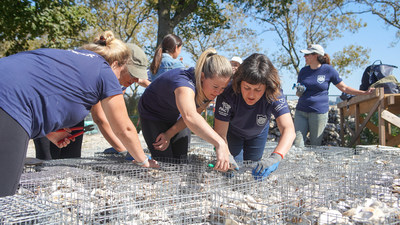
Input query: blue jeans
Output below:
<box><xmin>293</xmin><ymin>110</ymin><xmax>328</xmax><ymax>147</ymax></box>
<box><xmin>227</xmin><ymin>127</ymin><xmax>269</xmax><ymax>162</ymax></box>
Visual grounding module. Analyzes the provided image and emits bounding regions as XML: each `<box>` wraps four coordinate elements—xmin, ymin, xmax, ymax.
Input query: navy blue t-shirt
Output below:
<box><xmin>138</xmin><ymin>67</ymin><xmax>194</xmax><ymax>122</ymax></box>
<box><xmin>0</xmin><ymin>48</ymin><xmax>122</xmax><ymax>138</ymax></box>
<box><xmin>215</xmin><ymin>84</ymin><xmax>290</xmax><ymax>139</ymax></box>
<box><xmin>296</xmin><ymin>64</ymin><xmax>342</xmax><ymax>114</ymax></box>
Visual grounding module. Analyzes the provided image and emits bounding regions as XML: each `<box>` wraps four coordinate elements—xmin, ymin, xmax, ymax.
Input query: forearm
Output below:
<box><xmin>274</xmin><ymin>114</ymin><xmax>296</xmax><ymax>157</ymax></box>
<box><xmin>337</xmin><ymin>82</ymin><xmax>370</xmax><ymax>96</ymax></box>
<box><xmin>273</xmin><ymin>129</ymin><xmax>295</xmax><ymax>157</ymax></box>
<box><xmin>165</xmin><ymin>104</ymin><xmax>207</xmax><ymax>139</ymax></box>
<box><xmin>342</xmin><ymin>86</ymin><xmax>367</xmax><ymax>96</ymax></box>
<box><xmin>183</xmin><ymin>113</ymin><xmax>225</xmax><ymax>149</ymax></box>
<box><xmin>97</xmin><ymin>122</ymin><xmax>126</xmax><ymax>151</ymax></box>
<box><xmin>114</xmin><ymin>126</ymin><xmax>147</xmax><ymax>162</ymax></box>
<box><xmin>164</xmin><ymin>118</ymin><xmax>187</xmax><ymax>139</ymax></box>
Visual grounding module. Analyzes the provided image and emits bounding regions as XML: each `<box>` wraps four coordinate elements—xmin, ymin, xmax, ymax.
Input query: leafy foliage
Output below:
<box><xmin>251</xmin><ymin>0</ymin><xmax>369</xmax><ymax>77</ymax></box>
<box><xmin>0</xmin><ymin>0</ymin><xmax>95</xmax><ymax>56</ymax></box>
<box><xmin>179</xmin><ymin>2</ymin><xmax>261</xmax><ymax>61</ymax></box>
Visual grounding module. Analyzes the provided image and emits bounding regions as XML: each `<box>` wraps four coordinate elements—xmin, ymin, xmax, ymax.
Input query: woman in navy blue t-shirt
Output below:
<box><xmin>294</xmin><ymin>44</ymin><xmax>373</xmax><ymax>147</ymax></box>
<box><xmin>214</xmin><ymin>53</ymin><xmax>296</xmax><ymax>179</ymax></box>
<box><xmin>139</xmin><ymin>48</ymin><xmax>237</xmax><ymax>172</ymax></box>
<box><xmin>0</xmin><ymin>31</ymin><xmax>159</xmax><ymax>197</ymax></box>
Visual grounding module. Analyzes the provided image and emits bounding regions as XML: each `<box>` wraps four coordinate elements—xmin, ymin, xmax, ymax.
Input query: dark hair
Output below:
<box><xmin>232</xmin><ymin>53</ymin><xmax>281</xmax><ymax>102</ymax></box>
<box><xmin>317</xmin><ymin>53</ymin><xmax>331</xmax><ymax>65</ymax></box>
<box><xmin>150</xmin><ymin>34</ymin><xmax>183</xmax><ymax>74</ymax></box>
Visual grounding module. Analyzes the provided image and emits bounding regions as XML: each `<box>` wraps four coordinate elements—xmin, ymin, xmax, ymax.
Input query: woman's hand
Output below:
<box><xmin>133</xmin><ymin>158</ymin><xmax>160</xmax><ymax>168</ymax></box>
<box><xmin>153</xmin><ymin>133</ymin><xmax>171</xmax><ymax>151</ymax></box>
<box><xmin>46</xmin><ymin>128</ymin><xmax>74</xmax><ymax>148</ymax></box>
<box><xmin>214</xmin><ymin>142</ymin><xmax>231</xmax><ymax>172</ymax></box>
<box><xmin>365</xmin><ymin>87</ymin><xmax>375</xmax><ymax>94</ymax></box>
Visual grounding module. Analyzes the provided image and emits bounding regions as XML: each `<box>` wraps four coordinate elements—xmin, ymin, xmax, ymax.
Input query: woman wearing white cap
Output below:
<box><xmin>230</xmin><ymin>56</ymin><xmax>243</xmax><ymax>74</ymax></box>
<box><xmin>293</xmin><ymin>44</ymin><xmax>373</xmax><ymax>147</ymax></box>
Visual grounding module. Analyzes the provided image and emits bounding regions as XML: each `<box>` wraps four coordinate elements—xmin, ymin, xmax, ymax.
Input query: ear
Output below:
<box><xmin>110</xmin><ymin>61</ymin><xmax>119</xmax><ymax>69</ymax></box>
<box><xmin>201</xmin><ymin>72</ymin><xmax>205</xmax><ymax>82</ymax></box>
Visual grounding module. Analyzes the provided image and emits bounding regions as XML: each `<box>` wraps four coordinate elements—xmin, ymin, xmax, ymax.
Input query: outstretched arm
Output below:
<box><xmin>175</xmin><ymin>87</ymin><xmax>231</xmax><ymax>171</ymax></box>
<box><xmin>101</xmin><ymin>94</ymin><xmax>158</xmax><ymax>168</ymax></box>
<box><xmin>153</xmin><ymin>104</ymin><xmax>207</xmax><ymax>151</ymax></box>
<box><xmin>91</xmin><ymin>102</ymin><xmax>126</xmax><ymax>152</ymax></box>
<box><xmin>336</xmin><ymin>81</ymin><xmax>374</xmax><ymax>96</ymax></box>
<box><xmin>274</xmin><ymin>113</ymin><xmax>296</xmax><ymax>157</ymax></box>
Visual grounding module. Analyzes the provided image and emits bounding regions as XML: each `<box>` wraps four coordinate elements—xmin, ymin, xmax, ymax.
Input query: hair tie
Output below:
<box><xmin>97</xmin><ymin>36</ymin><xmax>107</xmax><ymax>46</ymax></box>
<box><xmin>207</xmin><ymin>52</ymin><xmax>217</xmax><ymax>58</ymax></box>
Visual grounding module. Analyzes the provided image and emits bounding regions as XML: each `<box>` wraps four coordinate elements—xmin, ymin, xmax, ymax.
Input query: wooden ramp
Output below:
<box><xmin>338</xmin><ymin>87</ymin><xmax>400</xmax><ymax>147</ymax></box>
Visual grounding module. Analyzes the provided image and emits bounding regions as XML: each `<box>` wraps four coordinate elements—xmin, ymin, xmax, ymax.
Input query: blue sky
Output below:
<box><xmin>178</xmin><ymin>12</ymin><xmax>399</xmax><ymax>98</ymax></box>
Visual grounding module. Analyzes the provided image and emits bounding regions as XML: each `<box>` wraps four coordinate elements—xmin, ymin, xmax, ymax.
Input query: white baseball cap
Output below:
<box><xmin>230</xmin><ymin>56</ymin><xmax>243</xmax><ymax>64</ymax></box>
<box><xmin>300</xmin><ymin>44</ymin><xmax>325</xmax><ymax>56</ymax></box>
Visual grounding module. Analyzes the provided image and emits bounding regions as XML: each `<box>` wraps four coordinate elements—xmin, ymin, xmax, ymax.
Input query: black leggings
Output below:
<box><xmin>34</xmin><ymin>120</ymin><xmax>84</xmax><ymax>160</ymax></box>
<box><xmin>0</xmin><ymin>108</ymin><xmax>30</xmax><ymax>197</ymax></box>
<box><xmin>140</xmin><ymin>117</ymin><xmax>191</xmax><ymax>161</ymax></box>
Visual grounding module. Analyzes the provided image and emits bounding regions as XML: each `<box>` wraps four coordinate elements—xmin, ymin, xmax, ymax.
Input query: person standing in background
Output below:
<box><xmin>149</xmin><ymin>34</ymin><xmax>185</xmax><ymax>81</ymax></box>
<box><xmin>230</xmin><ymin>56</ymin><xmax>243</xmax><ymax>74</ymax></box>
<box><xmin>294</xmin><ymin>44</ymin><xmax>374</xmax><ymax>147</ymax></box>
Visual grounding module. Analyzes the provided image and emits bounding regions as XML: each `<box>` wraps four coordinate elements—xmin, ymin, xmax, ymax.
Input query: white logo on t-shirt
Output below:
<box><xmin>256</xmin><ymin>114</ymin><xmax>267</xmax><ymax>126</ymax></box>
<box><xmin>218</xmin><ymin>101</ymin><xmax>231</xmax><ymax>117</ymax></box>
<box><xmin>68</xmin><ymin>49</ymin><xmax>97</xmax><ymax>58</ymax></box>
<box><xmin>317</xmin><ymin>75</ymin><xmax>325</xmax><ymax>84</ymax></box>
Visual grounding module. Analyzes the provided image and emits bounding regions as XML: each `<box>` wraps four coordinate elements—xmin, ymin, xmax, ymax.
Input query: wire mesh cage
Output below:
<box><xmin>10</xmin><ymin>140</ymin><xmax>400</xmax><ymax>224</ymax></box>
<box><xmin>0</xmin><ymin>195</ymin><xmax>63</xmax><ymax>224</ymax></box>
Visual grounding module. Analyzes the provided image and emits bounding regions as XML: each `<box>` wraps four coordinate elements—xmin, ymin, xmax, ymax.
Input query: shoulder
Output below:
<box><xmin>161</xmin><ymin>54</ymin><xmax>184</xmax><ymax>68</ymax></box>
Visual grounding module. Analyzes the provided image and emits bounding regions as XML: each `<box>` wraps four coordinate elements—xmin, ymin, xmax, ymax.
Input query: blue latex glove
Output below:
<box><xmin>252</xmin><ymin>153</ymin><xmax>282</xmax><ymax>180</ymax></box>
<box><xmin>125</xmin><ymin>153</ymin><xmax>152</xmax><ymax>161</ymax></box>
<box><xmin>292</xmin><ymin>83</ymin><xmax>306</xmax><ymax>97</ymax></box>
<box><xmin>103</xmin><ymin>147</ymin><xmax>119</xmax><ymax>154</ymax></box>
<box><xmin>103</xmin><ymin>147</ymin><xmax>128</xmax><ymax>156</ymax></box>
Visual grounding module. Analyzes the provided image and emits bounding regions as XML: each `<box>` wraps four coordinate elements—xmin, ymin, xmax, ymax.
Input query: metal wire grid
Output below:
<box><xmin>9</xmin><ymin>141</ymin><xmax>400</xmax><ymax>224</ymax></box>
<box><xmin>209</xmin><ymin>176</ymin><xmax>310</xmax><ymax>224</ymax></box>
<box><xmin>0</xmin><ymin>195</ymin><xmax>63</xmax><ymax>224</ymax></box>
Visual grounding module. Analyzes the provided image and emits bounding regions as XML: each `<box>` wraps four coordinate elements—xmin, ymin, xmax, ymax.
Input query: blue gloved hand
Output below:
<box><xmin>292</xmin><ymin>83</ymin><xmax>306</xmax><ymax>97</ymax></box>
<box><xmin>103</xmin><ymin>147</ymin><xmax>128</xmax><ymax>155</ymax></box>
<box><xmin>252</xmin><ymin>153</ymin><xmax>282</xmax><ymax>180</ymax></box>
<box><xmin>103</xmin><ymin>147</ymin><xmax>120</xmax><ymax>154</ymax></box>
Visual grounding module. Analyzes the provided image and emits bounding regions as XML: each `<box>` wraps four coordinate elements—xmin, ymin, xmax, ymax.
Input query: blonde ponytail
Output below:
<box><xmin>195</xmin><ymin>48</ymin><xmax>232</xmax><ymax>106</ymax></box>
<box><xmin>81</xmin><ymin>31</ymin><xmax>130</xmax><ymax>65</ymax></box>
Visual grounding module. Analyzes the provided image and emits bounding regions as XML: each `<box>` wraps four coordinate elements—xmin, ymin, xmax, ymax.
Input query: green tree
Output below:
<box><xmin>251</xmin><ymin>0</ymin><xmax>370</xmax><ymax>77</ymax></box>
<box><xmin>179</xmin><ymin>2</ymin><xmax>261</xmax><ymax>61</ymax></box>
<box><xmin>0</xmin><ymin>0</ymin><xmax>95</xmax><ymax>56</ymax></box>
<box><xmin>83</xmin><ymin>0</ymin><xmax>156</xmax><ymax>45</ymax></box>
<box><xmin>148</xmin><ymin>0</ymin><xmax>229</xmax><ymax>46</ymax></box>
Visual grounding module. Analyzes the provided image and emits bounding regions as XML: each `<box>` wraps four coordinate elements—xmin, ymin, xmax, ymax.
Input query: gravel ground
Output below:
<box><xmin>26</xmin><ymin>132</ymin><xmax>149</xmax><ymax>158</ymax></box>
